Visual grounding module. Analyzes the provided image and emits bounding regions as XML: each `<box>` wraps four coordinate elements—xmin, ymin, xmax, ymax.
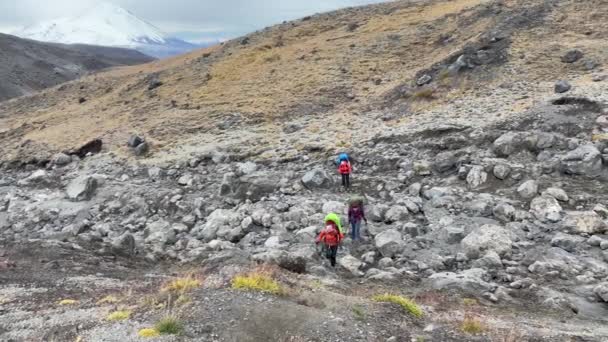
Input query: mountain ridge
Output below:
<box><xmin>0</xmin><ymin>32</ymin><xmax>154</xmax><ymax>102</ymax></box>
<box><xmin>13</xmin><ymin>1</ymin><xmax>202</xmax><ymax>58</ymax></box>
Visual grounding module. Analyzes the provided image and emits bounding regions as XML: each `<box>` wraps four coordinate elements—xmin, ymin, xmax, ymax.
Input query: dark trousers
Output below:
<box><xmin>325</xmin><ymin>245</ymin><xmax>338</xmax><ymax>267</ymax></box>
<box><xmin>341</xmin><ymin>173</ymin><xmax>350</xmax><ymax>188</ymax></box>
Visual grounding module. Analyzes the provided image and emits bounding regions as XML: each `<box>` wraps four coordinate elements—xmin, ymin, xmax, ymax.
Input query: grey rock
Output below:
<box><xmin>561</xmin><ymin>49</ymin><xmax>583</xmax><ymax>63</ymax></box>
<box><xmin>52</xmin><ymin>153</ymin><xmax>72</xmax><ymax>166</ymax></box>
<box><xmin>472</xmin><ymin>251</ymin><xmax>503</xmax><ymax>270</ymax></box>
<box><xmin>517</xmin><ymin>180</ymin><xmax>539</xmax><ymax>199</ymax></box>
<box><xmin>384</xmin><ymin>206</ymin><xmax>409</xmax><ymax>223</ymax></box>
<box><xmin>428</xmin><ymin>268</ymin><xmax>495</xmax><ymax>294</ymax></box>
<box><xmin>375</xmin><ymin>229</ymin><xmax>404</xmax><ymax>257</ymax></box>
<box><xmin>593</xmin><ymin>283</ymin><xmax>608</xmax><ymax>302</ymax></box>
<box><xmin>144</xmin><ymin>220</ymin><xmax>177</xmax><ymax>246</ymax></box>
<box><xmin>368</xmin><ymin>204</ymin><xmax>389</xmax><ymax>222</ymax></box>
<box><xmin>417</xmin><ymin>74</ymin><xmax>432</xmax><ymax>86</ymax></box>
<box><xmin>339</xmin><ymin>255</ymin><xmax>364</xmax><ymax>277</ymax></box>
<box><xmin>542</xmin><ymin>187</ymin><xmax>569</xmax><ymax>202</ymax></box>
<box><xmin>493</xmin><ymin>132</ymin><xmax>521</xmax><ymax>157</ymax></box>
<box><xmin>551</xmin><ymin>233</ymin><xmax>585</xmax><ymax>252</ymax></box>
<box><xmin>560</xmin><ymin>145</ymin><xmax>603</xmax><ymax>177</ymax></box>
<box><xmin>134</xmin><ymin>142</ymin><xmax>150</xmax><ymax>156</ymax></box>
<box><xmin>408</xmin><ymin>183</ymin><xmax>422</xmax><ymax>196</ymax></box>
<box><xmin>66</xmin><ymin>176</ymin><xmax>98</xmax><ymax>201</ymax></box>
<box><xmin>444</xmin><ymin>226</ymin><xmax>465</xmax><ymax>244</ymax></box>
<box><xmin>178</xmin><ymin>174</ymin><xmax>194</xmax><ymax>186</ymax></box>
<box><xmin>587</xmin><ymin>235</ymin><xmax>605</xmax><ymax>247</ymax></box>
<box><xmin>561</xmin><ymin>211</ymin><xmax>607</xmax><ymax>235</ymax></box>
<box><xmin>461</xmin><ymin>224</ymin><xmax>512</xmax><ymax>259</ymax></box>
<box><xmin>127</xmin><ymin>135</ymin><xmax>144</xmax><ymax>148</ymax></box>
<box><xmin>493</xmin><ymin>164</ymin><xmax>511</xmax><ymax>180</ymax></box>
<box><xmin>301</xmin><ymin>169</ymin><xmax>333</xmax><ymax>189</ymax></box>
<box><xmin>413</xmin><ymin>160</ymin><xmax>432</xmax><ymax>176</ymax></box>
<box><xmin>554</xmin><ymin>80</ymin><xmax>571</xmax><ymax>93</ymax></box>
<box><xmin>493</xmin><ymin>203</ymin><xmax>516</xmax><ymax>222</ymax></box>
<box><xmin>530</xmin><ymin>195</ymin><xmax>562</xmax><ymax>223</ymax></box>
<box><xmin>111</xmin><ymin>233</ymin><xmax>136</xmax><ymax>256</ymax></box>
<box><xmin>236</xmin><ymin>162</ymin><xmax>258</xmax><ymax>176</ymax></box>
<box><xmin>466</xmin><ymin>166</ymin><xmax>487</xmax><ymax>189</ymax></box>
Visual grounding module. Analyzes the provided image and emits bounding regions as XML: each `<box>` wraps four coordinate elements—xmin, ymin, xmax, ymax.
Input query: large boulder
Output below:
<box><xmin>111</xmin><ymin>233</ymin><xmax>136</xmax><ymax>256</ymax></box>
<box><xmin>144</xmin><ymin>220</ymin><xmax>177</xmax><ymax>246</ymax></box>
<box><xmin>551</xmin><ymin>233</ymin><xmax>585</xmax><ymax>252</ymax></box>
<box><xmin>560</xmin><ymin>145</ymin><xmax>603</xmax><ymax>177</ymax></box>
<box><xmin>466</xmin><ymin>166</ymin><xmax>487</xmax><ymax>189</ymax></box>
<box><xmin>194</xmin><ymin>209</ymin><xmax>242</xmax><ymax>241</ymax></box>
<box><xmin>594</xmin><ymin>283</ymin><xmax>608</xmax><ymax>302</ymax></box>
<box><xmin>493</xmin><ymin>132</ymin><xmax>522</xmax><ymax>157</ymax></box>
<box><xmin>517</xmin><ymin>180</ymin><xmax>539</xmax><ymax>199</ymax></box>
<box><xmin>492</xmin><ymin>164</ymin><xmax>511</xmax><ymax>180</ymax></box>
<box><xmin>338</xmin><ymin>255</ymin><xmax>364</xmax><ymax>277</ymax></box>
<box><xmin>51</xmin><ymin>153</ymin><xmax>72</xmax><ymax>166</ymax></box>
<box><xmin>561</xmin><ymin>211</ymin><xmax>607</xmax><ymax>235</ymax></box>
<box><xmin>542</xmin><ymin>187</ymin><xmax>569</xmax><ymax>202</ymax></box>
<box><xmin>66</xmin><ymin>176</ymin><xmax>98</xmax><ymax>201</ymax></box>
<box><xmin>461</xmin><ymin>224</ymin><xmax>512</xmax><ymax>259</ymax></box>
<box><xmin>530</xmin><ymin>195</ymin><xmax>562</xmax><ymax>223</ymax></box>
<box><xmin>301</xmin><ymin>169</ymin><xmax>333</xmax><ymax>189</ymax></box>
<box><xmin>221</xmin><ymin>171</ymin><xmax>281</xmax><ymax>201</ymax></box>
<box><xmin>252</xmin><ymin>250</ymin><xmax>307</xmax><ymax>273</ymax></box>
<box><xmin>374</xmin><ymin>229</ymin><xmax>404</xmax><ymax>257</ymax></box>
<box><xmin>384</xmin><ymin>206</ymin><xmax>409</xmax><ymax>223</ymax></box>
<box><xmin>493</xmin><ymin>203</ymin><xmax>515</xmax><ymax>222</ymax></box>
<box><xmin>428</xmin><ymin>268</ymin><xmax>495</xmax><ymax>294</ymax></box>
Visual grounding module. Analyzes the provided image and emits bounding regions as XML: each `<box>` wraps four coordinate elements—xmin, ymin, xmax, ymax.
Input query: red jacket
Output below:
<box><xmin>316</xmin><ymin>222</ymin><xmax>343</xmax><ymax>247</ymax></box>
<box><xmin>338</xmin><ymin>161</ymin><xmax>352</xmax><ymax>175</ymax></box>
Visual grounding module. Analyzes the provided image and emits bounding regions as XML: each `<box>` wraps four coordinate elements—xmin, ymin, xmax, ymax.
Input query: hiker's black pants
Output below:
<box><xmin>341</xmin><ymin>173</ymin><xmax>350</xmax><ymax>188</ymax></box>
<box><xmin>326</xmin><ymin>245</ymin><xmax>338</xmax><ymax>267</ymax></box>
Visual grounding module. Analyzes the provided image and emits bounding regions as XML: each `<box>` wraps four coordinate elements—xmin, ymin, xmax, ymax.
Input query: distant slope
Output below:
<box><xmin>0</xmin><ymin>33</ymin><xmax>154</xmax><ymax>102</ymax></box>
<box><xmin>14</xmin><ymin>2</ymin><xmax>202</xmax><ymax>58</ymax></box>
<box><xmin>0</xmin><ymin>0</ymin><xmax>607</xmax><ymax>164</ymax></box>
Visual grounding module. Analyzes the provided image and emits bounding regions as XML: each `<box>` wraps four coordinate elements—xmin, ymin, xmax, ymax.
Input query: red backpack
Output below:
<box><xmin>339</xmin><ymin>161</ymin><xmax>351</xmax><ymax>174</ymax></box>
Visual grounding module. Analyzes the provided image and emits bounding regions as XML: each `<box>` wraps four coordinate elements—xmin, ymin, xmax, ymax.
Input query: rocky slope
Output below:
<box><xmin>2</xmin><ymin>0</ymin><xmax>608</xmax><ymax>341</ymax></box>
<box><xmin>0</xmin><ymin>33</ymin><xmax>154</xmax><ymax>102</ymax></box>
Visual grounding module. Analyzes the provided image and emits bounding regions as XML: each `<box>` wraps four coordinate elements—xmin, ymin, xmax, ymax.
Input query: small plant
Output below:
<box><xmin>462</xmin><ymin>298</ymin><xmax>478</xmax><ymax>306</ymax></box>
<box><xmin>162</xmin><ymin>276</ymin><xmax>201</xmax><ymax>294</ymax></box>
<box><xmin>415</xmin><ymin>337</ymin><xmax>425</xmax><ymax>342</ymax></box>
<box><xmin>592</xmin><ymin>133</ymin><xmax>608</xmax><ymax>142</ymax></box>
<box><xmin>138</xmin><ymin>328</ymin><xmax>160</xmax><ymax>338</ymax></box>
<box><xmin>106</xmin><ymin>310</ymin><xmax>131</xmax><ymax>321</ymax></box>
<box><xmin>461</xmin><ymin>316</ymin><xmax>485</xmax><ymax>335</ymax></box>
<box><xmin>58</xmin><ymin>299</ymin><xmax>78</xmax><ymax>306</ymax></box>
<box><xmin>155</xmin><ymin>316</ymin><xmax>184</xmax><ymax>335</ymax></box>
<box><xmin>175</xmin><ymin>294</ymin><xmax>191</xmax><ymax>306</ymax></box>
<box><xmin>412</xmin><ymin>88</ymin><xmax>435</xmax><ymax>100</ymax></box>
<box><xmin>352</xmin><ymin>305</ymin><xmax>366</xmax><ymax>321</ymax></box>
<box><xmin>232</xmin><ymin>272</ymin><xmax>285</xmax><ymax>295</ymax></box>
<box><xmin>372</xmin><ymin>294</ymin><xmax>423</xmax><ymax>318</ymax></box>
<box><xmin>97</xmin><ymin>295</ymin><xmax>119</xmax><ymax>305</ymax></box>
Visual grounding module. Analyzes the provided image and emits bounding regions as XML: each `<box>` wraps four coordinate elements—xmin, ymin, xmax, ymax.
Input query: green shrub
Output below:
<box><xmin>412</xmin><ymin>88</ymin><xmax>435</xmax><ymax>100</ymax></box>
<box><xmin>352</xmin><ymin>305</ymin><xmax>366</xmax><ymax>321</ymax></box>
<box><xmin>461</xmin><ymin>316</ymin><xmax>485</xmax><ymax>334</ymax></box>
<box><xmin>372</xmin><ymin>294</ymin><xmax>423</xmax><ymax>318</ymax></box>
<box><xmin>155</xmin><ymin>316</ymin><xmax>183</xmax><ymax>335</ymax></box>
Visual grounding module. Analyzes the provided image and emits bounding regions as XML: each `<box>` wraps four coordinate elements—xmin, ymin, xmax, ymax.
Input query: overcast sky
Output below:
<box><xmin>0</xmin><ymin>0</ymin><xmax>388</xmax><ymax>43</ymax></box>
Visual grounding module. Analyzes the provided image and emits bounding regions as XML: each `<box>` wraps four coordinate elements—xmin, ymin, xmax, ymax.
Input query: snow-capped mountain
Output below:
<box><xmin>14</xmin><ymin>2</ymin><xmax>202</xmax><ymax>58</ymax></box>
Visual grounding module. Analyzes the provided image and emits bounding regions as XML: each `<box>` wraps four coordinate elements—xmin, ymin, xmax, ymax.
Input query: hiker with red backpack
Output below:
<box><xmin>315</xmin><ymin>213</ymin><xmax>344</xmax><ymax>267</ymax></box>
<box><xmin>337</xmin><ymin>153</ymin><xmax>352</xmax><ymax>189</ymax></box>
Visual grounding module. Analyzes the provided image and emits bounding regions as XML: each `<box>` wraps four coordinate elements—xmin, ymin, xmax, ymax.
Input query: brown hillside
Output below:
<box><xmin>0</xmin><ymin>0</ymin><xmax>607</xmax><ymax>165</ymax></box>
